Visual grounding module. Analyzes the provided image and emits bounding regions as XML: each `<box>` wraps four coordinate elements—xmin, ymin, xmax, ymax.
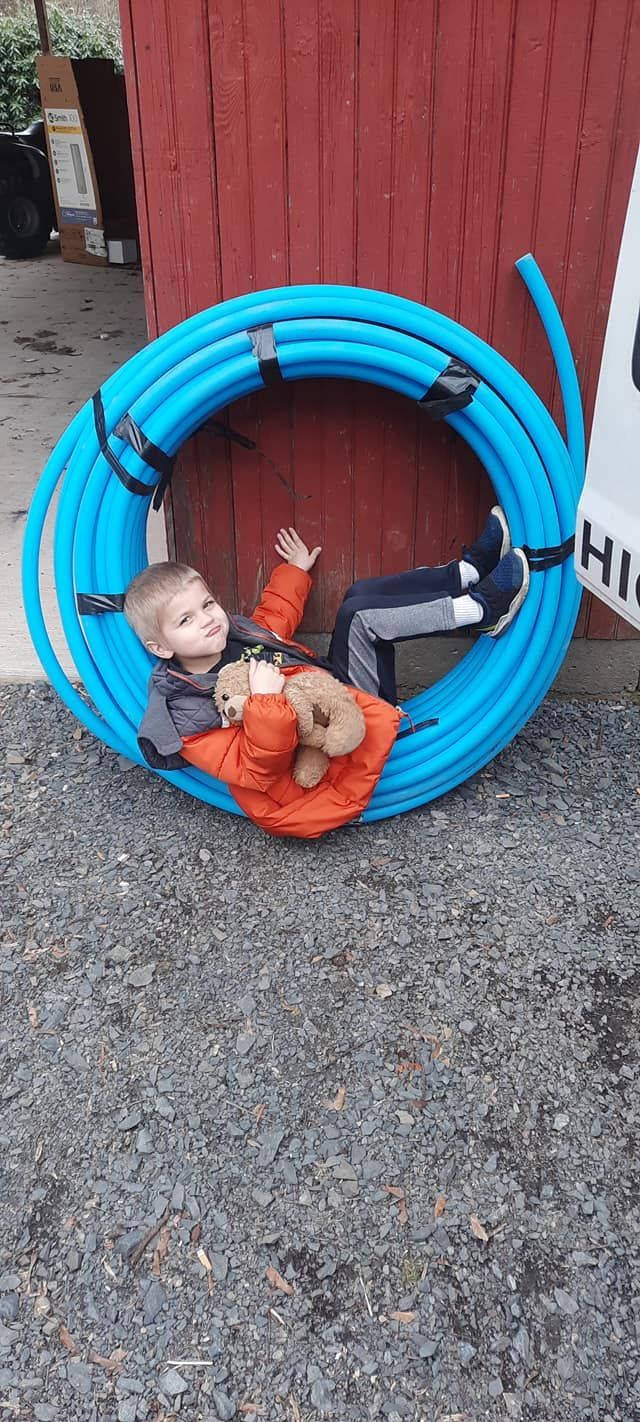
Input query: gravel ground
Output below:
<box><xmin>1</xmin><ymin>683</ymin><xmax>639</xmax><ymax>1422</ymax></box>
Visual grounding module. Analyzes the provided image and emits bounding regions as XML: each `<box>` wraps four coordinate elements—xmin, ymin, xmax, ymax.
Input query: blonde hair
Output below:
<box><xmin>124</xmin><ymin>561</ymin><xmax>204</xmax><ymax>644</ymax></box>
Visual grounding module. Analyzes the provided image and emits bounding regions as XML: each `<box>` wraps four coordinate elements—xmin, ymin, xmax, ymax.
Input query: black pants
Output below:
<box><xmin>328</xmin><ymin>561</ymin><xmax>463</xmax><ymax>704</ymax></box>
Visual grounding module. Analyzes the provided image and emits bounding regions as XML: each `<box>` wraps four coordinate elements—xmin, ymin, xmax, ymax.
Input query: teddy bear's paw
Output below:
<box><xmin>293</xmin><ymin>746</ymin><xmax>330</xmax><ymax>788</ymax></box>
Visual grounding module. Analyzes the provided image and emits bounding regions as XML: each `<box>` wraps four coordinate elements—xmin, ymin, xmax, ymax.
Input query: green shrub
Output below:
<box><xmin>0</xmin><ymin>3</ymin><xmax>123</xmax><ymax>130</ymax></box>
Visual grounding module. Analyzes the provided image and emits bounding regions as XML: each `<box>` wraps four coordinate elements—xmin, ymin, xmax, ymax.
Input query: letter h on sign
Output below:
<box><xmin>579</xmin><ymin>519</ymin><xmax>640</xmax><ymax>612</ymax></box>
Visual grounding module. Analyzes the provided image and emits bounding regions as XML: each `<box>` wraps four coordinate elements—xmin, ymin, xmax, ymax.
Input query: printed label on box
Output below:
<box><xmin>84</xmin><ymin>226</ymin><xmax>107</xmax><ymax>258</ymax></box>
<box><xmin>44</xmin><ymin>105</ymin><xmax>97</xmax><ymax>222</ymax></box>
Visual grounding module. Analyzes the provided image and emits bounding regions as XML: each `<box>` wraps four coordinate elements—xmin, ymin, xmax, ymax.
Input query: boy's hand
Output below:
<box><xmin>248</xmin><ymin>657</ymin><xmax>285</xmax><ymax>696</ymax></box>
<box><xmin>275</xmin><ymin>526</ymin><xmax>321</xmax><ymax>572</ymax></box>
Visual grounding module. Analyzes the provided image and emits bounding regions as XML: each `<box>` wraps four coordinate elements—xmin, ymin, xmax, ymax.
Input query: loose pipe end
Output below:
<box><xmin>514</xmin><ymin>253</ymin><xmax>586</xmax><ymax>483</ymax></box>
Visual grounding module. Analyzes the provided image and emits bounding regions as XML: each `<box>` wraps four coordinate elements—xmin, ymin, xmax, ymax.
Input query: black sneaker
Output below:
<box><xmin>469</xmin><ymin>548</ymin><xmax>530</xmax><ymax>637</ymax></box>
<box><xmin>463</xmin><ymin>505</ymin><xmax>511</xmax><ymax>580</ymax></box>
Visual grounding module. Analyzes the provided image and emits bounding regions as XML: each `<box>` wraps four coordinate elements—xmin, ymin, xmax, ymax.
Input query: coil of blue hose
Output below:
<box><xmin>22</xmin><ymin>254</ymin><xmax>584</xmax><ymax>823</ymax></box>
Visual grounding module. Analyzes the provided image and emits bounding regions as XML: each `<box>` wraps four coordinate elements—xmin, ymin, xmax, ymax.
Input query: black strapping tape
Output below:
<box><xmin>205</xmin><ymin>419</ymin><xmax>257</xmax><ymax>451</ymax></box>
<box><xmin>113</xmin><ymin>409</ymin><xmax>176</xmax><ymax>512</ymax></box>
<box><xmin>523</xmin><ymin>536</ymin><xmax>575</xmax><ymax>571</ymax></box>
<box><xmin>77</xmin><ymin>592</ymin><xmax>125</xmax><ymax>615</ymax></box>
<box><xmin>397</xmin><ymin>717</ymin><xmax>439</xmax><ymax>738</ymax></box>
<box><xmin>93</xmin><ymin>392</ymin><xmax>151</xmax><ymax>497</ymax></box>
<box><xmin>419</xmin><ymin>357</ymin><xmax>480</xmax><ymax>419</ymax></box>
<box><xmin>114</xmin><ymin>413</ymin><xmax>174</xmax><ymax>478</ymax></box>
<box><xmin>248</xmin><ymin>325</ymin><xmax>283</xmax><ymax>385</ymax></box>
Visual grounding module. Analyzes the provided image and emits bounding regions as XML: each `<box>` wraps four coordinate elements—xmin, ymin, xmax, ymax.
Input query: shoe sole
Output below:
<box><xmin>490</xmin><ymin>505</ymin><xmax>511</xmax><ymax>562</ymax></box>
<box><xmin>465</xmin><ymin>505</ymin><xmax>511</xmax><ymax>578</ymax></box>
<box><xmin>485</xmin><ymin>549</ymin><xmax>530</xmax><ymax>637</ymax></box>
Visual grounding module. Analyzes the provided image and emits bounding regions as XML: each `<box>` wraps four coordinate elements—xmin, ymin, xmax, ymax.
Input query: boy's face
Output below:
<box><xmin>149</xmin><ymin>577</ymin><xmax>229</xmax><ymax>667</ymax></box>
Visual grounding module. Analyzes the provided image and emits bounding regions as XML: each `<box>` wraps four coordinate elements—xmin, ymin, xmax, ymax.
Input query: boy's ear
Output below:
<box><xmin>146</xmin><ymin>639</ymin><xmax>173</xmax><ymax>660</ymax></box>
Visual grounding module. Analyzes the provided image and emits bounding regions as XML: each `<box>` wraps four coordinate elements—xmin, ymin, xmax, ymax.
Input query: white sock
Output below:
<box><xmin>453</xmin><ymin>593</ymin><xmax>483</xmax><ymax>628</ymax></box>
<box><xmin>458</xmin><ymin>559</ymin><xmax>480</xmax><ymax>588</ymax></box>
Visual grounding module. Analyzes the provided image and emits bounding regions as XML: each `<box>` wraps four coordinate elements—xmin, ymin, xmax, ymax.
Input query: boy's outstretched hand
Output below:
<box><xmin>275</xmin><ymin>526</ymin><xmax>321</xmax><ymax>572</ymax></box>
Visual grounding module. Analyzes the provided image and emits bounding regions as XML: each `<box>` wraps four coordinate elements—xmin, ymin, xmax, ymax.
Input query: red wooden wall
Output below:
<box><xmin>119</xmin><ymin>0</ymin><xmax>640</xmax><ymax>639</ymax></box>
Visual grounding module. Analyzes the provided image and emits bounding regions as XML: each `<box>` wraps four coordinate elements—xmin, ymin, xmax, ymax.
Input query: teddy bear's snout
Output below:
<box><xmin>226</xmin><ymin>704</ymin><xmax>241</xmax><ymax>721</ymax></box>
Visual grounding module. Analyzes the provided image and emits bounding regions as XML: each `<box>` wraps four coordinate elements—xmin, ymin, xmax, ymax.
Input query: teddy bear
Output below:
<box><xmin>213</xmin><ymin>660</ymin><xmax>366</xmax><ymax>788</ymax></box>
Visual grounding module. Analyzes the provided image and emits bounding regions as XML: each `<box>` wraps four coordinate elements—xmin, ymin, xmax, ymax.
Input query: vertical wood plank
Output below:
<box><xmin>518</xmin><ymin>2</ymin><xmax>595</xmax><ymax>415</ymax></box>
<box><xmin>118</xmin><ymin>0</ymin><xmax>157</xmax><ymax>334</ymax></box>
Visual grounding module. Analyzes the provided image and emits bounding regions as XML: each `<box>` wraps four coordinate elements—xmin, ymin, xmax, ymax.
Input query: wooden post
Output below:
<box><xmin>33</xmin><ymin>0</ymin><xmax>51</xmax><ymax>54</ymax></box>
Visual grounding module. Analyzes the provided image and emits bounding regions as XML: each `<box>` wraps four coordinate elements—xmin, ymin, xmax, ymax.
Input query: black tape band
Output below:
<box><xmin>93</xmin><ymin>392</ymin><xmax>174</xmax><ymax>511</ymax></box>
<box><xmin>419</xmin><ymin>357</ymin><xmax>480</xmax><ymax>419</ymax></box>
<box><xmin>77</xmin><ymin>592</ymin><xmax>125</xmax><ymax>615</ymax></box>
<box><xmin>248</xmin><ymin>325</ymin><xmax>283</xmax><ymax>385</ymax></box>
<box><xmin>113</xmin><ymin>410</ymin><xmax>175</xmax><ymax>512</ymax></box>
<box><xmin>523</xmin><ymin>536</ymin><xmax>575</xmax><ymax>572</ymax></box>
<box><xmin>93</xmin><ymin>392</ymin><xmax>151</xmax><ymax>497</ymax></box>
<box><xmin>114</xmin><ymin>413</ymin><xmax>174</xmax><ymax>478</ymax></box>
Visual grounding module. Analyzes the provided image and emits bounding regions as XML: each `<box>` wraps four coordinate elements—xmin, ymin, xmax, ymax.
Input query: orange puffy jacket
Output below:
<box><xmin>180</xmin><ymin>564</ymin><xmax>400</xmax><ymax>838</ymax></box>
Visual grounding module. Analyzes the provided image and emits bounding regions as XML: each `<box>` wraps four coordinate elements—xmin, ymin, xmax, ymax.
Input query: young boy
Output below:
<box><xmin>124</xmin><ymin>512</ymin><xmax>528</xmax><ymax>838</ymax></box>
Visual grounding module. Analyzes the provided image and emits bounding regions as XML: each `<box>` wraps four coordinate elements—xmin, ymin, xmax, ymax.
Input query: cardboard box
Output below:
<box><xmin>37</xmin><ymin>55</ymin><xmax>138</xmax><ymax>267</ymax></box>
<box><xmin>107</xmin><ymin>237</ymin><xmax>138</xmax><ymax>264</ymax></box>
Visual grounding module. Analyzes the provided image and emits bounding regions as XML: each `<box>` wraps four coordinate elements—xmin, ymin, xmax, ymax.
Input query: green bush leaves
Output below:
<box><xmin>0</xmin><ymin>4</ymin><xmax>123</xmax><ymax>131</ymax></box>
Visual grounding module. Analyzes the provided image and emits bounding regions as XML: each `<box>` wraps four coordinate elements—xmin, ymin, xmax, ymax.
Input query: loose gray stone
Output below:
<box><xmin>143</xmin><ymin>1280</ymin><xmax>167</xmax><ymax>1323</ymax></box>
<box><xmin>117</xmin><ymin>1378</ymin><xmax>145</xmax><ymax>1396</ymax></box>
<box><xmin>310</xmin><ymin>1377</ymin><xmax>335</xmax><ymax>1412</ymax></box>
<box><xmin>127</xmin><ymin>964</ymin><xmax>155</xmax><ymax>987</ymax></box>
<box><xmin>115</xmin><ymin>1228</ymin><xmax>147</xmax><ymax>1261</ymax></box>
<box><xmin>212</xmin><ymin>1253</ymin><xmax>228</xmax><ymax>1282</ymax></box>
<box><xmin>554</xmin><ymin>1288</ymin><xmax>579</xmax><ymax>1315</ymax></box>
<box><xmin>211</xmin><ymin>1389</ymin><xmax>236</xmax><ymax>1420</ymax></box>
<box><xmin>416</xmin><ymin>1337</ymin><xmax>440</xmax><ymax>1358</ymax></box>
<box><xmin>161</xmin><ymin>1369</ymin><xmax>189</xmax><ymax>1398</ymax></box>
<box><xmin>0</xmin><ymin>1295</ymin><xmax>18</xmax><ymax>1322</ymax></box>
<box><xmin>62</xmin><ymin>1049</ymin><xmax>89</xmax><ymax>1073</ymax></box>
<box><xmin>256</xmin><ymin>1128</ymin><xmax>285</xmax><ymax>1167</ymax></box>
<box><xmin>118</xmin><ymin>1109</ymin><xmax>142</xmax><ymax>1131</ymax></box>
<box><xmin>66</xmin><ymin>1362</ymin><xmax>93</xmax><ymax>1396</ymax></box>
<box><xmin>330</xmin><ymin>1159</ymin><xmax>357</xmax><ymax>1181</ymax></box>
<box><xmin>512</xmin><ymin>1325</ymin><xmax>529</xmax><ymax>1363</ymax></box>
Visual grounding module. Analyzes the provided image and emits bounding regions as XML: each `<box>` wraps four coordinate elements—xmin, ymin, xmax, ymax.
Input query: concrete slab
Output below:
<box><xmin>0</xmin><ymin>238</ymin><xmax>166</xmax><ymax>681</ymax></box>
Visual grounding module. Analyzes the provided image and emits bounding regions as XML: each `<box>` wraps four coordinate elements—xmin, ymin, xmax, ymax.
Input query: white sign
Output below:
<box><xmin>576</xmin><ymin>146</ymin><xmax>640</xmax><ymax>630</ymax></box>
<box><xmin>44</xmin><ymin>106</ymin><xmax>97</xmax><ymax>224</ymax></box>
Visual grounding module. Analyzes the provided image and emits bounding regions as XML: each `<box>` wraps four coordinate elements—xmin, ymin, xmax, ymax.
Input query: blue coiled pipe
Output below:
<box><xmin>22</xmin><ymin>256</ymin><xmax>584</xmax><ymax>823</ymax></box>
